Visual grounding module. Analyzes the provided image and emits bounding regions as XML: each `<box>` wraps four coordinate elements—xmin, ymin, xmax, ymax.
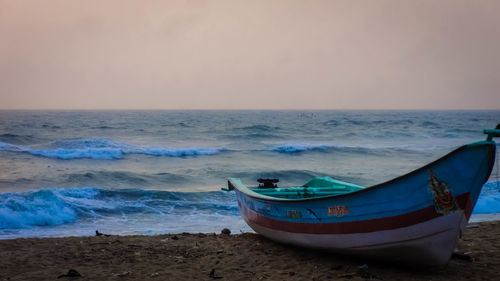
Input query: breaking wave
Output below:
<box><xmin>267</xmin><ymin>142</ymin><xmax>453</xmax><ymax>154</ymax></box>
<box><xmin>0</xmin><ymin>187</ymin><xmax>239</xmax><ymax>230</ymax></box>
<box><xmin>0</xmin><ymin>138</ymin><xmax>226</xmax><ymax>160</ymax></box>
<box><xmin>270</xmin><ymin>143</ymin><xmax>331</xmax><ymax>153</ymax></box>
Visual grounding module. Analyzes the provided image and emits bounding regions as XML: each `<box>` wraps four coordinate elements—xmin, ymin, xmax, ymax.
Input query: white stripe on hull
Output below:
<box><xmin>244</xmin><ymin>211</ymin><xmax>467</xmax><ymax>266</ymax></box>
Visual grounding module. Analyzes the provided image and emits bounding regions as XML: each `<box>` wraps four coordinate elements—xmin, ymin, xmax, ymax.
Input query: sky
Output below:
<box><xmin>0</xmin><ymin>0</ymin><xmax>499</xmax><ymax>110</ymax></box>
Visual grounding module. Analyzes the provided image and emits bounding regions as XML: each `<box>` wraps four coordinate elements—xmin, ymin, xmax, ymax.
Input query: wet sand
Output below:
<box><xmin>0</xmin><ymin>221</ymin><xmax>499</xmax><ymax>281</ymax></box>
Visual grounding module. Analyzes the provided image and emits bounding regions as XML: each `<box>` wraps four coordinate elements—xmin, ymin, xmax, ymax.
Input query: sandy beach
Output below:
<box><xmin>0</xmin><ymin>221</ymin><xmax>498</xmax><ymax>281</ymax></box>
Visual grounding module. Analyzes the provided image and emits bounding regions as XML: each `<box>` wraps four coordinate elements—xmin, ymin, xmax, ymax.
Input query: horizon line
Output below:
<box><xmin>0</xmin><ymin>108</ymin><xmax>499</xmax><ymax>111</ymax></box>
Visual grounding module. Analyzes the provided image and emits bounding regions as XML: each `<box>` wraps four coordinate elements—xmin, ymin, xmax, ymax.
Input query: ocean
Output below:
<box><xmin>0</xmin><ymin>110</ymin><xmax>499</xmax><ymax>239</ymax></box>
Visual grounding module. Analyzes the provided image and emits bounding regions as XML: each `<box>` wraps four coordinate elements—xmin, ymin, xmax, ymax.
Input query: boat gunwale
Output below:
<box><xmin>228</xmin><ymin>141</ymin><xmax>496</xmax><ymax>203</ymax></box>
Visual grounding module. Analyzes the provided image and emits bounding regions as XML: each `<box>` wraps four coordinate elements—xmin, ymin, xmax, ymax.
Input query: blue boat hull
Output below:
<box><xmin>228</xmin><ymin>141</ymin><xmax>496</xmax><ymax>265</ymax></box>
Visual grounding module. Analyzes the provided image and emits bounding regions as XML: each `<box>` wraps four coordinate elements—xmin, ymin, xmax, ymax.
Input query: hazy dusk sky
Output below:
<box><xmin>1</xmin><ymin>0</ymin><xmax>499</xmax><ymax>110</ymax></box>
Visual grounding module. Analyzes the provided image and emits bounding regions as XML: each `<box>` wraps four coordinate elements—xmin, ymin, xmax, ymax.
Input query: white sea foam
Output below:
<box><xmin>270</xmin><ymin>143</ymin><xmax>331</xmax><ymax>153</ymax></box>
<box><xmin>0</xmin><ymin>187</ymin><xmax>245</xmax><ymax>238</ymax></box>
<box><xmin>267</xmin><ymin>142</ymin><xmax>457</xmax><ymax>154</ymax></box>
<box><xmin>0</xmin><ymin>189</ymin><xmax>77</xmax><ymax>228</ymax></box>
<box><xmin>0</xmin><ymin>139</ymin><xmax>226</xmax><ymax>160</ymax></box>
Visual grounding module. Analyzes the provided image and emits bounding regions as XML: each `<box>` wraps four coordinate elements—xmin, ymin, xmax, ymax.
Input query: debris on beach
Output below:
<box><xmin>209</xmin><ymin>268</ymin><xmax>223</xmax><ymax>279</ymax></box>
<box><xmin>452</xmin><ymin>251</ymin><xmax>474</xmax><ymax>262</ymax></box>
<box><xmin>112</xmin><ymin>271</ymin><xmax>132</xmax><ymax>277</ymax></box>
<box><xmin>57</xmin><ymin>269</ymin><xmax>82</xmax><ymax>278</ymax></box>
<box><xmin>466</xmin><ymin>224</ymin><xmax>480</xmax><ymax>229</ymax></box>
<box><xmin>95</xmin><ymin>230</ymin><xmax>111</xmax><ymax>237</ymax></box>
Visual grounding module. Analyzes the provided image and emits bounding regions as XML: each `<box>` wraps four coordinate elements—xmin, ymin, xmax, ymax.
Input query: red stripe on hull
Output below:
<box><xmin>239</xmin><ymin>193</ymin><xmax>471</xmax><ymax>235</ymax></box>
<box><xmin>455</xmin><ymin>193</ymin><xmax>473</xmax><ymax>220</ymax></box>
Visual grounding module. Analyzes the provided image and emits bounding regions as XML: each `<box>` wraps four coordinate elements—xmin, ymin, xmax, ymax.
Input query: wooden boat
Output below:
<box><xmin>224</xmin><ymin>127</ymin><xmax>500</xmax><ymax>266</ymax></box>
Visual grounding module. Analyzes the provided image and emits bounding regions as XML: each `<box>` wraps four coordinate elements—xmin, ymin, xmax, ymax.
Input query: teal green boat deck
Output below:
<box><xmin>251</xmin><ymin>177</ymin><xmax>364</xmax><ymax>199</ymax></box>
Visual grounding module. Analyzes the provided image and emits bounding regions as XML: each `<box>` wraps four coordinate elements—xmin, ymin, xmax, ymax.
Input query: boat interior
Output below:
<box><xmin>251</xmin><ymin>177</ymin><xmax>364</xmax><ymax>199</ymax></box>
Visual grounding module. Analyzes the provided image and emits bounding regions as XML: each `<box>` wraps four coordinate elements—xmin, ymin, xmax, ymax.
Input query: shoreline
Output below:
<box><xmin>1</xmin><ymin>221</ymin><xmax>499</xmax><ymax>280</ymax></box>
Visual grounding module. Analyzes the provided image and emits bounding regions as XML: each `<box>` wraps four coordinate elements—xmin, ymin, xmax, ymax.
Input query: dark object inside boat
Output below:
<box><xmin>257</xmin><ymin>178</ymin><xmax>279</xmax><ymax>188</ymax></box>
